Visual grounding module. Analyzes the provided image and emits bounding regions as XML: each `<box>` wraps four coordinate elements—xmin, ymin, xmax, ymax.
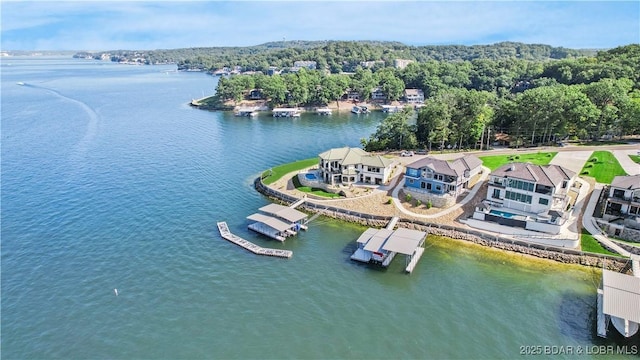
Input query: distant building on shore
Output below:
<box><xmin>404</xmin><ymin>89</ymin><xmax>424</xmax><ymax>104</ymax></box>
<box><xmin>394</xmin><ymin>59</ymin><xmax>414</xmax><ymax>69</ymax></box>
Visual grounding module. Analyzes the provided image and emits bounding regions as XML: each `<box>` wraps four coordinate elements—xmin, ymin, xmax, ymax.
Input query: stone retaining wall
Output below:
<box><xmin>255</xmin><ymin>177</ymin><xmax>629</xmax><ymax>271</ymax></box>
<box><xmin>404</xmin><ymin>188</ymin><xmax>455</xmax><ymax>208</ymax></box>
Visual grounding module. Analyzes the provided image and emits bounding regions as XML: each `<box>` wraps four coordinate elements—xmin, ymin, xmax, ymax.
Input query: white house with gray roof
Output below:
<box><xmin>318</xmin><ymin>147</ymin><xmax>395</xmax><ymax>186</ymax></box>
<box><xmin>474</xmin><ymin>162</ymin><xmax>577</xmax><ymax>234</ymax></box>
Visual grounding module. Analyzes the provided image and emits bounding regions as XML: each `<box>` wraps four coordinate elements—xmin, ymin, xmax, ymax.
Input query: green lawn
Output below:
<box><xmin>579</xmin><ymin>151</ymin><xmax>627</xmax><ymax>184</ymax></box>
<box><xmin>291</xmin><ymin>173</ymin><xmax>342</xmax><ymax>198</ymax></box>
<box><xmin>262</xmin><ymin>158</ymin><xmax>318</xmax><ymax>185</ymax></box>
<box><xmin>629</xmin><ymin>154</ymin><xmax>640</xmax><ymax>164</ymax></box>
<box><xmin>478</xmin><ymin>152</ymin><xmax>557</xmax><ymax>171</ymax></box>
<box><xmin>580</xmin><ymin>230</ymin><xmax>620</xmax><ymax>256</ymax></box>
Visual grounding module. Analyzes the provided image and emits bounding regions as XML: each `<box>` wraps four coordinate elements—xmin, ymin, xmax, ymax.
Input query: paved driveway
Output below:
<box><xmin>612</xmin><ymin>149</ymin><xmax>640</xmax><ymax>175</ymax></box>
<box><xmin>549</xmin><ymin>151</ymin><xmax>593</xmax><ymax>174</ymax></box>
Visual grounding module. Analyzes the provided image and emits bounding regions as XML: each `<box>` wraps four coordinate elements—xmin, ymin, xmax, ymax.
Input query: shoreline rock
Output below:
<box><xmin>254</xmin><ymin>176</ymin><xmax>629</xmax><ymax>272</ymax></box>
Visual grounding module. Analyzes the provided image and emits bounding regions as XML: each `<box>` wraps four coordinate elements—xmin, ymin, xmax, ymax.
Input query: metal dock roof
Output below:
<box><xmin>363</xmin><ymin>229</ymin><xmax>394</xmax><ymax>252</ymax></box>
<box><xmin>246</xmin><ymin>213</ymin><xmax>292</xmax><ymax>232</ymax></box>
<box><xmin>383</xmin><ymin>228</ymin><xmax>427</xmax><ymax>255</ymax></box>
<box><xmin>356</xmin><ymin>228</ymin><xmax>379</xmax><ymax>244</ymax></box>
<box><xmin>259</xmin><ymin>203</ymin><xmax>308</xmax><ymax>223</ymax></box>
<box><xmin>602</xmin><ymin>269</ymin><xmax>640</xmax><ymax>323</ymax></box>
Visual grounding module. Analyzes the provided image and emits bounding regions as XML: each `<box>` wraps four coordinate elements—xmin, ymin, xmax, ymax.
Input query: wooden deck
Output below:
<box><xmin>217</xmin><ymin>222</ymin><xmax>292</xmax><ymax>259</ymax></box>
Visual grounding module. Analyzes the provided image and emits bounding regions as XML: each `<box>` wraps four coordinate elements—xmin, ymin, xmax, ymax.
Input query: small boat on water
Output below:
<box><xmin>351</xmin><ymin>105</ymin><xmax>369</xmax><ymax>114</ymax></box>
<box><xmin>16</xmin><ymin>82</ymin><xmax>25</xmax><ymax>86</ymax></box>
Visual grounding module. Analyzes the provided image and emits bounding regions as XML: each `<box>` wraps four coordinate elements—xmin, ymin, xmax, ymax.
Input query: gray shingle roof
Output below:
<box><xmin>318</xmin><ymin>147</ymin><xmax>393</xmax><ymax>169</ymax></box>
<box><xmin>406</xmin><ymin>155</ymin><xmax>482</xmax><ymax>177</ymax></box>
<box><xmin>611</xmin><ymin>175</ymin><xmax>640</xmax><ymax>190</ymax></box>
<box><xmin>492</xmin><ymin>163</ymin><xmax>576</xmax><ymax>187</ymax></box>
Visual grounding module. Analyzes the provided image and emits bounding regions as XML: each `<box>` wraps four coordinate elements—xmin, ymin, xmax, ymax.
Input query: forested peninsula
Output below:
<box><xmin>75</xmin><ymin>41</ymin><xmax>640</xmax><ymax>151</ymax></box>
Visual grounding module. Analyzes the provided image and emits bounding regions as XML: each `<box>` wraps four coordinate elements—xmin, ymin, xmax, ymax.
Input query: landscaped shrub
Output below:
<box><xmin>582</xmin><ymin>170</ymin><xmax>590</xmax><ymax>175</ymax></box>
<box><xmin>515</xmin><ymin>156</ymin><xmax>520</xmax><ymax>159</ymax></box>
<box><xmin>585</xmin><ymin>164</ymin><xmax>593</xmax><ymax>168</ymax></box>
<box><xmin>416</xmin><ymin>199</ymin><xmax>422</xmax><ymax>207</ymax></box>
<box><xmin>405</xmin><ymin>193</ymin><xmax>412</xmax><ymax>202</ymax></box>
<box><xmin>426</xmin><ymin>200</ymin><xmax>432</xmax><ymax>209</ymax></box>
<box><xmin>590</xmin><ymin>157</ymin><xmax>598</xmax><ymax>163</ymax></box>
<box><xmin>387</xmin><ymin>197</ymin><xmax>392</xmax><ymax>204</ymax></box>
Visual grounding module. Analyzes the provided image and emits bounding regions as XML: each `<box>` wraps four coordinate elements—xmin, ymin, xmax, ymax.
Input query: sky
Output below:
<box><xmin>1</xmin><ymin>1</ymin><xmax>639</xmax><ymax>51</ymax></box>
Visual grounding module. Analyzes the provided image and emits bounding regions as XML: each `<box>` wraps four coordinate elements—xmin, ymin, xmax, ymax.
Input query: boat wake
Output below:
<box><xmin>23</xmin><ymin>83</ymin><xmax>100</xmax><ymax>163</ymax></box>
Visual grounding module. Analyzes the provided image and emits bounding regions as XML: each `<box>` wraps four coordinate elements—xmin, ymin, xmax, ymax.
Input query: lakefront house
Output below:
<box><xmin>601</xmin><ymin>174</ymin><xmax>640</xmax><ymax>241</ymax></box>
<box><xmin>404</xmin><ymin>89</ymin><xmax>424</xmax><ymax>104</ymax></box>
<box><xmin>404</xmin><ymin>155</ymin><xmax>482</xmax><ymax>208</ymax></box>
<box><xmin>318</xmin><ymin>147</ymin><xmax>395</xmax><ymax>186</ymax></box>
<box><xmin>473</xmin><ymin>163</ymin><xmax>577</xmax><ymax>234</ymax></box>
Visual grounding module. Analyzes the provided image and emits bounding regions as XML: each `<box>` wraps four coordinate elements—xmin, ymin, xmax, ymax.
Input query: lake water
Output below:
<box><xmin>2</xmin><ymin>57</ymin><xmax>637</xmax><ymax>359</ymax></box>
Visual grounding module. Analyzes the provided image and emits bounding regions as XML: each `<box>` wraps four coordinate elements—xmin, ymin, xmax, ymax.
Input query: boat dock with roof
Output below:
<box><xmin>316</xmin><ymin>108</ymin><xmax>332</xmax><ymax>115</ymax></box>
<box><xmin>350</xmin><ymin>217</ymin><xmax>427</xmax><ymax>273</ymax></box>
<box><xmin>235</xmin><ymin>108</ymin><xmax>258</xmax><ymax>117</ymax></box>
<box><xmin>217</xmin><ymin>221</ymin><xmax>292</xmax><ymax>258</ymax></box>
<box><xmin>246</xmin><ymin>200</ymin><xmax>309</xmax><ymax>241</ymax></box>
<box><xmin>597</xmin><ymin>255</ymin><xmax>640</xmax><ymax>338</ymax></box>
<box><xmin>272</xmin><ymin>108</ymin><xmax>301</xmax><ymax>117</ymax></box>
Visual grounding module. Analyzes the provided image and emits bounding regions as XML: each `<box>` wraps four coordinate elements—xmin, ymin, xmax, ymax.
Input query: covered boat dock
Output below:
<box><xmin>247</xmin><ymin>202</ymin><xmax>309</xmax><ymax>241</ymax></box>
<box><xmin>351</xmin><ymin>226</ymin><xmax>427</xmax><ymax>273</ymax></box>
<box><xmin>597</xmin><ymin>269</ymin><xmax>640</xmax><ymax>338</ymax></box>
<box><xmin>258</xmin><ymin>203</ymin><xmax>309</xmax><ymax>230</ymax></box>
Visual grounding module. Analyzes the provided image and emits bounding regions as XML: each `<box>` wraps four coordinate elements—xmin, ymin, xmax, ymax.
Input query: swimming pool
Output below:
<box><xmin>305</xmin><ymin>173</ymin><xmax>318</xmax><ymax>180</ymax></box>
<box><xmin>490</xmin><ymin>209</ymin><xmax>516</xmax><ymax>218</ymax></box>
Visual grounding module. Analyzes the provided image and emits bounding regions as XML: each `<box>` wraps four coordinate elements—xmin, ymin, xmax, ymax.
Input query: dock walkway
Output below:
<box><xmin>217</xmin><ymin>222</ymin><xmax>292</xmax><ymax>258</ymax></box>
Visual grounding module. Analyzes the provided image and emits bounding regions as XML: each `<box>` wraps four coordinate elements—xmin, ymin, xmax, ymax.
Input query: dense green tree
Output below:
<box><xmin>361</xmin><ymin>108</ymin><xmax>417</xmax><ymax>151</ymax></box>
<box><xmin>581</xmin><ymin>78</ymin><xmax>633</xmax><ymax>139</ymax></box>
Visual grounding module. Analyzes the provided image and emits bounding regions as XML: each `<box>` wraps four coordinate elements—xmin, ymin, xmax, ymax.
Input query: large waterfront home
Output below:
<box><xmin>601</xmin><ymin>174</ymin><xmax>640</xmax><ymax>241</ymax></box>
<box><xmin>473</xmin><ymin>163</ymin><xmax>577</xmax><ymax>234</ymax></box>
<box><xmin>404</xmin><ymin>89</ymin><xmax>424</xmax><ymax>104</ymax></box>
<box><xmin>318</xmin><ymin>147</ymin><xmax>395</xmax><ymax>186</ymax></box>
<box><xmin>371</xmin><ymin>86</ymin><xmax>386</xmax><ymax>102</ymax></box>
<box><xmin>404</xmin><ymin>155</ymin><xmax>482</xmax><ymax>208</ymax></box>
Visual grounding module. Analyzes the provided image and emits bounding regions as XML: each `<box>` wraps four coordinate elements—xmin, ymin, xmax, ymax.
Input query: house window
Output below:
<box><xmin>492</xmin><ymin>189</ymin><xmax>501</xmax><ymax>199</ymax></box>
<box><xmin>630</xmin><ymin>206</ymin><xmax>638</xmax><ymax>215</ymax></box>
<box><xmin>505</xmin><ymin>190</ymin><xmax>532</xmax><ymax>204</ymax></box>
<box><xmin>421</xmin><ymin>182</ymin><xmax>425</xmax><ymax>189</ymax></box>
<box><xmin>436</xmin><ymin>185</ymin><xmax>441</xmax><ymax>191</ymax></box>
<box><xmin>539</xmin><ymin>198</ymin><xmax>549</xmax><ymax>205</ymax></box>
<box><xmin>562</xmin><ymin>181</ymin><xmax>568</xmax><ymax>189</ymax></box>
<box><xmin>427</xmin><ymin>183</ymin><xmax>432</xmax><ymax>190</ymax></box>
<box><xmin>409</xmin><ymin>179</ymin><xmax>414</xmax><ymax>184</ymax></box>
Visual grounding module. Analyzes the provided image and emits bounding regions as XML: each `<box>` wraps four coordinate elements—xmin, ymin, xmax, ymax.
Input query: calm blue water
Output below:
<box><xmin>2</xmin><ymin>57</ymin><xmax>637</xmax><ymax>359</ymax></box>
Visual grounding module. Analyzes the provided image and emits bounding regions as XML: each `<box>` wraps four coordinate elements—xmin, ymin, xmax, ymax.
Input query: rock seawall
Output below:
<box><xmin>255</xmin><ymin>177</ymin><xmax>629</xmax><ymax>271</ymax></box>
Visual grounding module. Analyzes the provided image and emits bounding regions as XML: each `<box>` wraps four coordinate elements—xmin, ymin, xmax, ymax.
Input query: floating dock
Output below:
<box><xmin>217</xmin><ymin>221</ymin><xmax>292</xmax><ymax>258</ymax></box>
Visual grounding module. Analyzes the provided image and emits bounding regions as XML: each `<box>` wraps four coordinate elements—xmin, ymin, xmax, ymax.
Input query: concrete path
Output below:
<box><xmin>581</xmin><ymin>183</ymin><xmax>631</xmax><ymax>257</ymax></box>
<box><xmin>612</xmin><ymin>149</ymin><xmax>640</xmax><ymax>175</ymax></box>
<box><xmin>390</xmin><ymin>166</ymin><xmax>490</xmax><ymax>219</ymax></box>
<box><xmin>549</xmin><ymin>150</ymin><xmax>593</xmax><ymax>175</ymax></box>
